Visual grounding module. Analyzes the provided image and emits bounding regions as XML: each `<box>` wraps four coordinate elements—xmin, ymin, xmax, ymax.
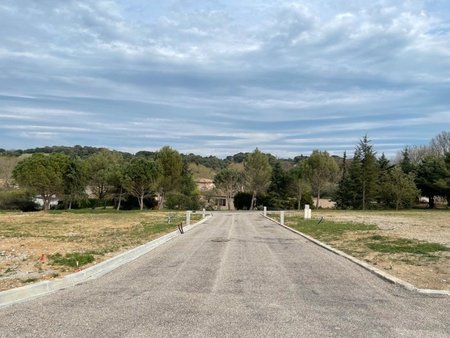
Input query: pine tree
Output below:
<box><xmin>343</xmin><ymin>135</ymin><xmax>379</xmax><ymax>210</ymax></box>
<box><xmin>358</xmin><ymin>135</ymin><xmax>379</xmax><ymax>210</ymax></box>
<box><xmin>334</xmin><ymin>151</ymin><xmax>353</xmax><ymax>209</ymax></box>
<box><xmin>400</xmin><ymin>147</ymin><xmax>415</xmax><ymax>174</ymax></box>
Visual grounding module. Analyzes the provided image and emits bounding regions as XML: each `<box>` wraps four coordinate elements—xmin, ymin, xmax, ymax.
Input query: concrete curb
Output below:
<box><xmin>263</xmin><ymin>214</ymin><xmax>450</xmax><ymax>297</ymax></box>
<box><xmin>0</xmin><ymin>215</ymin><xmax>212</xmax><ymax>308</ymax></box>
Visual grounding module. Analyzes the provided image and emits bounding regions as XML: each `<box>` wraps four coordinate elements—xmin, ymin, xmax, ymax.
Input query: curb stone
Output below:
<box><xmin>263</xmin><ymin>214</ymin><xmax>450</xmax><ymax>297</ymax></box>
<box><xmin>0</xmin><ymin>215</ymin><xmax>212</xmax><ymax>308</ymax></box>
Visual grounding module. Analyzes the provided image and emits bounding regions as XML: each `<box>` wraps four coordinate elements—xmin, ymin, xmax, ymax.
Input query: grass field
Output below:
<box><xmin>267</xmin><ymin>209</ymin><xmax>450</xmax><ymax>291</ymax></box>
<box><xmin>0</xmin><ymin>209</ymin><xmax>202</xmax><ymax>291</ymax></box>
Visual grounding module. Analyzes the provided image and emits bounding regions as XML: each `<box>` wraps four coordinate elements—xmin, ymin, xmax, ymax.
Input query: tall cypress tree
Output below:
<box><xmin>400</xmin><ymin>147</ymin><xmax>415</xmax><ymax>174</ymax></box>
<box><xmin>334</xmin><ymin>151</ymin><xmax>353</xmax><ymax>209</ymax></box>
<box><xmin>358</xmin><ymin>135</ymin><xmax>379</xmax><ymax>210</ymax></box>
<box><xmin>343</xmin><ymin>135</ymin><xmax>379</xmax><ymax>210</ymax></box>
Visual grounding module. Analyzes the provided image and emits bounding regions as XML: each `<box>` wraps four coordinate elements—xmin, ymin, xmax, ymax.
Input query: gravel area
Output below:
<box><xmin>295</xmin><ymin>210</ymin><xmax>450</xmax><ymax>246</ymax></box>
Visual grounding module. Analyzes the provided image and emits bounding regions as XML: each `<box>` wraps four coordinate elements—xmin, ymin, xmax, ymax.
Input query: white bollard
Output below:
<box><xmin>263</xmin><ymin>206</ymin><xmax>267</xmax><ymax>217</ymax></box>
<box><xmin>202</xmin><ymin>208</ymin><xmax>206</xmax><ymax>219</ymax></box>
<box><xmin>186</xmin><ymin>211</ymin><xmax>191</xmax><ymax>226</ymax></box>
<box><xmin>304</xmin><ymin>204</ymin><xmax>311</xmax><ymax>219</ymax></box>
<box><xmin>280</xmin><ymin>211</ymin><xmax>285</xmax><ymax>225</ymax></box>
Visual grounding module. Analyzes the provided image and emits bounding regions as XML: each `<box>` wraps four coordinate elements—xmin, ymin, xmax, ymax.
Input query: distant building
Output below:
<box><xmin>195</xmin><ymin>178</ymin><xmax>235</xmax><ymax>210</ymax></box>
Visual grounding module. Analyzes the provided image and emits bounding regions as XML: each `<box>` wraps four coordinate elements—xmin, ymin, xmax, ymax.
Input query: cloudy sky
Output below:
<box><xmin>0</xmin><ymin>1</ymin><xmax>449</xmax><ymax>158</ymax></box>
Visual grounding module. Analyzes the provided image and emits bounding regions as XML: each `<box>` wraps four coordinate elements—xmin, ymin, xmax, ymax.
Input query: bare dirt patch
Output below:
<box><xmin>314</xmin><ymin>209</ymin><xmax>450</xmax><ymax>246</ymax></box>
<box><xmin>0</xmin><ymin>210</ymin><xmax>200</xmax><ymax>292</ymax></box>
<box><xmin>283</xmin><ymin>210</ymin><xmax>450</xmax><ymax>291</ymax></box>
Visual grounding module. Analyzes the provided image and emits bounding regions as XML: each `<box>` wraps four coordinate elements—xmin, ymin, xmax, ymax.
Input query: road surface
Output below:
<box><xmin>0</xmin><ymin>213</ymin><xmax>449</xmax><ymax>337</ymax></box>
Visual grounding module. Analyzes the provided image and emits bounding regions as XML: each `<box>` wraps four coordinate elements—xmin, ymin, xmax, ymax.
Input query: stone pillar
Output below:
<box><xmin>280</xmin><ymin>211</ymin><xmax>285</xmax><ymax>225</ymax></box>
<box><xmin>202</xmin><ymin>208</ymin><xmax>206</xmax><ymax>218</ymax></box>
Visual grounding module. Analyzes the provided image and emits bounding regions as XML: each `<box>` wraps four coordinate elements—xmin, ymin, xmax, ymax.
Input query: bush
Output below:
<box><xmin>234</xmin><ymin>192</ymin><xmax>252</xmax><ymax>210</ymax></box>
<box><xmin>166</xmin><ymin>193</ymin><xmax>200</xmax><ymax>210</ymax></box>
<box><xmin>121</xmin><ymin>195</ymin><xmax>157</xmax><ymax>210</ymax></box>
<box><xmin>0</xmin><ymin>189</ymin><xmax>39</xmax><ymax>212</ymax></box>
<box><xmin>258</xmin><ymin>192</ymin><xmax>313</xmax><ymax>210</ymax></box>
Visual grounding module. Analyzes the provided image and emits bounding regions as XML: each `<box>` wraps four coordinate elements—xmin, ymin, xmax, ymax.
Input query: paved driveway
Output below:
<box><xmin>0</xmin><ymin>213</ymin><xmax>449</xmax><ymax>337</ymax></box>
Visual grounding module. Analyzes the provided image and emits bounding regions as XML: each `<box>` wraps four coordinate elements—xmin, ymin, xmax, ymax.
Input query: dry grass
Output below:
<box><xmin>281</xmin><ymin>209</ymin><xmax>450</xmax><ymax>291</ymax></box>
<box><xmin>0</xmin><ymin>210</ymin><xmax>201</xmax><ymax>291</ymax></box>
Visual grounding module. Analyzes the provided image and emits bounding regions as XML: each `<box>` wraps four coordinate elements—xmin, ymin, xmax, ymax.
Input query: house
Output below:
<box><xmin>195</xmin><ymin>178</ymin><xmax>235</xmax><ymax>210</ymax></box>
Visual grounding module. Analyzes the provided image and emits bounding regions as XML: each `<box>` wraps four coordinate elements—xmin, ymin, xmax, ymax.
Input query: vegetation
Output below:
<box><xmin>12</xmin><ymin>153</ymin><xmax>69</xmax><ymax>211</ymax></box>
<box><xmin>244</xmin><ymin>149</ymin><xmax>272</xmax><ymax>209</ymax></box>
<box><xmin>281</xmin><ymin>212</ymin><xmax>450</xmax><ymax>289</ymax></box>
<box><xmin>366</xmin><ymin>237</ymin><xmax>449</xmax><ymax>255</ymax></box>
<box><xmin>233</xmin><ymin>192</ymin><xmax>253</xmax><ymax>210</ymax></box>
<box><xmin>214</xmin><ymin>168</ymin><xmax>243</xmax><ymax>210</ymax></box>
<box><xmin>0</xmin><ymin>210</ymin><xmax>203</xmax><ymax>290</ymax></box>
<box><xmin>1</xmin><ymin>130</ymin><xmax>449</xmax><ymax>211</ymax></box>
<box><xmin>289</xmin><ymin>218</ymin><xmax>377</xmax><ymax>241</ymax></box>
<box><xmin>156</xmin><ymin>146</ymin><xmax>183</xmax><ymax>209</ymax></box>
<box><xmin>49</xmin><ymin>252</ymin><xmax>95</xmax><ymax>268</ymax></box>
<box><xmin>305</xmin><ymin>150</ymin><xmax>339</xmax><ymax>209</ymax></box>
<box><xmin>334</xmin><ymin>133</ymin><xmax>449</xmax><ymax>210</ymax></box>
<box><xmin>124</xmin><ymin>158</ymin><xmax>160</xmax><ymax>210</ymax></box>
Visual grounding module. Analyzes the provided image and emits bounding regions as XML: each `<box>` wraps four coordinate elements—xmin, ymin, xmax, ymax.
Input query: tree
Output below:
<box><xmin>13</xmin><ymin>154</ymin><xmax>69</xmax><ymax>211</ymax></box>
<box><xmin>305</xmin><ymin>150</ymin><xmax>338</xmax><ymax>209</ymax></box>
<box><xmin>63</xmin><ymin>158</ymin><xmax>88</xmax><ymax>209</ymax></box>
<box><xmin>214</xmin><ymin>168</ymin><xmax>243</xmax><ymax>210</ymax></box>
<box><xmin>156</xmin><ymin>146</ymin><xmax>183</xmax><ymax>209</ymax></box>
<box><xmin>359</xmin><ymin>136</ymin><xmax>379</xmax><ymax>210</ymax></box>
<box><xmin>124</xmin><ymin>158</ymin><xmax>161</xmax><ymax>210</ymax></box>
<box><xmin>334</xmin><ymin>151</ymin><xmax>353</xmax><ymax>209</ymax></box>
<box><xmin>86</xmin><ymin>149</ymin><xmax>122</xmax><ymax>207</ymax></box>
<box><xmin>415</xmin><ymin>155</ymin><xmax>447</xmax><ymax>208</ymax></box>
<box><xmin>289</xmin><ymin>162</ymin><xmax>311</xmax><ymax>210</ymax></box>
<box><xmin>0</xmin><ymin>155</ymin><xmax>20</xmax><ymax>189</ymax></box>
<box><xmin>244</xmin><ymin>149</ymin><xmax>272</xmax><ymax>209</ymax></box>
<box><xmin>108</xmin><ymin>159</ymin><xmax>127</xmax><ymax>211</ymax></box>
<box><xmin>430</xmin><ymin>131</ymin><xmax>450</xmax><ymax>156</ymax></box>
<box><xmin>348</xmin><ymin>135</ymin><xmax>379</xmax><ymax>210</ymax></box>
<box><xmin>399</xmin><ymin>147</ymin><xmax>415</xmax><ymax>174</ymax></box>
<box><xmin>179</xmin><ymin>162</ymin><xmax>201</xmax><ymax>210</ymax></box>
<box><xmin>444</xmin><ymin>153</ymin><xmax>450</xmax><ymax>206</ymax></box>
<box><xmin>378</xmin><ymin>166</ymin><xmax>419</xmax><ymax>210</ymax></box>
<box><xmin>269</xmin><ymin>161</ymin><xmax>290</xmax><ymax>198</ymax></box>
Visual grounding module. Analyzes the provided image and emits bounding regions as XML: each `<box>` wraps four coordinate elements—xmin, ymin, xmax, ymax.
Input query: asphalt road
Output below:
<box><xmin>0</xmin><ymin>213</ymin><xmax>449</xmax><ymax>337</ymax></box>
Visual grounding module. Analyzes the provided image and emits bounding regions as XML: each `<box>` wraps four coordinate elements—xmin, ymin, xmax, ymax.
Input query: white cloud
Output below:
<box><xmin>0</xmin><ymin>0</ymin><xmax>449</xmax><ymax>156</ymax></box>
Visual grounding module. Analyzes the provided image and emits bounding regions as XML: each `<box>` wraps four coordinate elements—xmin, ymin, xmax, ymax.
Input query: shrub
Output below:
<box><xmin>234</xmin><ymin>192</ymin><xmax>252</xmax><ymax>210</ymax></box>
<box><xmin>166</xmin><ymin>193</ymin><xmax>199</xmax><ymax>210</ymax></box>
<box><xmin>0</xmin><ymin>189</ymin><xmax>39</xmax><ymax>212</ymax></box>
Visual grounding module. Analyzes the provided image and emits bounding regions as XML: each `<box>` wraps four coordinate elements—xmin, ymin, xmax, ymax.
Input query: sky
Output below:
<box><xmin>0</xmin><ymin>0</ymin><xmax>449</xmax><ymax>158</ymax></box>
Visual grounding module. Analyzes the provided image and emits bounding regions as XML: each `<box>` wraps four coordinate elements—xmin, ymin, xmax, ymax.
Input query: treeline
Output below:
<box><xmin>0</xmin><ymin>146</ymin><xmax>308</xmax><ymax>171</ymax></box>
<box><xmin>0</xmin><ymin>145</ymin><xmax>132</xmax><ymax>159</ymax></box>
<box><xmin>212</xmin><ymin>132</ymin><xmax>449</xmax><ymax>211</ymax></box>
<box><xmin>1</xmin><ymin>131</ymin><xmax>449</xmax><ymax>211</ymax></box>
<box><xmin>335</xmin><ymin>132</ymin><xmax>450</xmax><ymax>209</ymax></box>
<box><xmin>1</xmin><ymin>146</ymin><xmax>200</xmax><ymax>211</ymax></box>
<box><xmin>214</xmin><ymin>148</ymin><xmax>337</xmax><ymax>210</ymax></box>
